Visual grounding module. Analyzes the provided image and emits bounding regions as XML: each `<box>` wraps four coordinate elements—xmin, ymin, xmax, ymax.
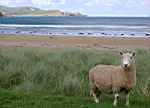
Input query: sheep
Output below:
<box><xmin>89</xmin><ymin>50</ymin><xmax>136</xmax><ymax>106</ymax></box>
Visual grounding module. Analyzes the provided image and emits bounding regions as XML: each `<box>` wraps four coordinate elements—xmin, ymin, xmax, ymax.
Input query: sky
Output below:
<box><xmin>0</xmin><ymin>0</ymin><xmax>150</xmax><ymax>16</ymax></box>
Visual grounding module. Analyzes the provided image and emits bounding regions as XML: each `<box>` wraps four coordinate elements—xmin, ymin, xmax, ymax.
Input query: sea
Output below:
<box><xmin>0</xmin><ymin>16</ymin><xmax>150</xmax><ymax>37</ymax></box>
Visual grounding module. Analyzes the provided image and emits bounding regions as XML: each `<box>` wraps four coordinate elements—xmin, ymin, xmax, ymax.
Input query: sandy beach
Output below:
<box><xmin>0</xmin><ymin>35</ymin><xmax>150</xmax><ymax>51</ymax></box>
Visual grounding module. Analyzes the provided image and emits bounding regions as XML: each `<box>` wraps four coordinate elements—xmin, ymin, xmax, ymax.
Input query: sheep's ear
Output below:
<box><xmin>132</xmin><ymin>52</ymin><xmax>136</xmax><ymax>56</ymax></box>
<box><xmin>120</xmin><ymin>51</ymin><xmax>123</xmax><ymax>55</ymax></box>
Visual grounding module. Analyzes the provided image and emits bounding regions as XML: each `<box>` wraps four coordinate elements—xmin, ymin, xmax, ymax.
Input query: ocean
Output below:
<box><xmin>0</xmin><ymin>16</ymin><xmax>150</xmax><ymax>37</ymax></box>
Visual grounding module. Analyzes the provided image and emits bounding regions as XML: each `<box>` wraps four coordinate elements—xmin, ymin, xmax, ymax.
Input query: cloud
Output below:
<box><xmin>50</xmin><ymin>0</ymin><xmax>66</xmax><ymax>5</ymax></box>
<box><xmin>31</xmin><ymin>0</ymin><xmax>51</xmax><ymax>6</ymax></box>
<box><xmin>0</xmin><ymin>0</ymin><xmax>31</xmax><ymax>6</ymax></box>
<box><xmin>31</xmin><ymin>0</ymin><xmax>66</xmax><ymax>6</ymax></box>
<box><xmin>84</xmin><ymin>0</ymin><xmax>122</xmax><ymax>7</ymax></box>
<box><xmin>84</xmin><ymin>0</ymin><xmax>97</xmax><ymax>6</ymax></box>
<box><xmin>0</xmin><ymin>0</ymin><xmax>18</xmax><ymax>6</ymax></box>
<box><xmin>30</xmin><ymin>0</ymin><xmax>66</xmax><ymax>9</ymax></box>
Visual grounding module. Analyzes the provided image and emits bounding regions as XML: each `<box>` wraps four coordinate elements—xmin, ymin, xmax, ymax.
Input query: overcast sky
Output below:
<box><xmin>0</xmin><ymin>0</ymin><xmax>150</xmax><ymax>16</ymax></box>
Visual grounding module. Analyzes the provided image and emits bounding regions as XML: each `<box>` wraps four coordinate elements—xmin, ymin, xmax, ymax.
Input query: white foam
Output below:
<box><xmin>0</xmin><ymin>24</ymin><xmax>149</xmax><ymax>29</ymax></box>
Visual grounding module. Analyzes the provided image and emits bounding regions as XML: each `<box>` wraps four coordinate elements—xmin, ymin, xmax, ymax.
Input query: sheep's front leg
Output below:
<box><xmin>93</xmin><ymin>93</ymin><xmax>99</xmax><ymax>103</ymax></box>
<box><xmin>125</xmin><ymin>93</ymin><xmax>130</xmax><ymax>106</ymax></box>
<box><xmin>113</xmin><ymin>93</ymin><xmax>119</xmax><ymax>106</ymax></box>
<box><xmin>91</xmin><ymin>85</ymin><xmax>99</xmax><ymax>103</ymax></box>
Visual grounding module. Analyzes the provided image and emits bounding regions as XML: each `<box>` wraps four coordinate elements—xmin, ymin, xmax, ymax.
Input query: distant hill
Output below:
<box><xmin>0</xmin><ymin>5</ymin><xmax>85</xmax><ymax>17</ymax></box>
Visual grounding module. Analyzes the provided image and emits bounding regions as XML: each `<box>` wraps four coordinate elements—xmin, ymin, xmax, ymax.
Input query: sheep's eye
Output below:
<box><xmin>130</xmin><ymin>57</ymin><xmax>133</xmax><ymax>59</ymax></box>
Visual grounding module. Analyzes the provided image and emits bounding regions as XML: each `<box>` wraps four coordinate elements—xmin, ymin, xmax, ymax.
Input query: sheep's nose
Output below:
<box><xmin>124</xmin><ymin>64</ymin><xmax>128</xmax><ymax>68</ymax></box>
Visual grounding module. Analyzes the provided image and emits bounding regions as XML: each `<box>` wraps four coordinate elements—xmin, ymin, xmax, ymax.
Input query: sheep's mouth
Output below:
<box><xmin>123</xmin><ymin>67</ymin><xmax>128</xmax><ymax>71</ymax></box>
<box><xmin>122</xmin><ymin>65</ymin><xmax>129</xmax><ymax>70</ymax></box>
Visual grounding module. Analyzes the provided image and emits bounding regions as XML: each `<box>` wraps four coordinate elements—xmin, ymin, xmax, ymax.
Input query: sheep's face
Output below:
<box><xmin>120</xmin><ymin>51</ymin><xmax>135</xmax><ymax>70</ymax></box>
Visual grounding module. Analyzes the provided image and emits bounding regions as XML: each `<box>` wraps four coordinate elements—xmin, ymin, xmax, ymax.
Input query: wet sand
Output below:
<box><xmin>0</xmin><ymin>35</ymin><xmax>150</xmax><ymax>51</ymax></box>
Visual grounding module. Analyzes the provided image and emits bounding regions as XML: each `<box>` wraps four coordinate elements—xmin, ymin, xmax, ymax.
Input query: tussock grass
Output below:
<box><xmin>0</xmin><ymin>47</ymin><xmax>120</xmax><ymax>96</ymax></box>
<box><xmin>0</xmin><ymin>47</ymin><xmax>149</xmax><ymax>107</ymax></box>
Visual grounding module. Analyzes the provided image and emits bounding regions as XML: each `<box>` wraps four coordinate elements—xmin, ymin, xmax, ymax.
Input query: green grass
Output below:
<box><xmin>0</xmin><ymin>88</ymin><xmax>149</xmax><ymax>108</ymax></box>
<box><xmin>0</xmin><ymin>47</ymin><xmax>150</xmax><ymax>108</ymax></box>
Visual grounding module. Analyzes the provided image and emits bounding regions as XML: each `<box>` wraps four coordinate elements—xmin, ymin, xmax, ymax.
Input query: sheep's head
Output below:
<box><xmin>120</xmin><ymin>50</ymin><xmax>135</xmax><ymax>70</ymax></box>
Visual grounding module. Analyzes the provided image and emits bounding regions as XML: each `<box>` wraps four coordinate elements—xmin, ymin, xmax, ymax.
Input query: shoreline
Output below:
<box><xmin>0</xmin><ymin>24</ymin><xmax>150</xmax><ymax>37</ymax></box>
<box><xmin>0</xmin><ymin>35</ymin><xmax>150</xmax><ymax>51</ymax></box>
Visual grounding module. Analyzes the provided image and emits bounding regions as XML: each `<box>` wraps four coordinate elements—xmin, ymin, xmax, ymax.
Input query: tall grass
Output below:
<box><xmin>0</xmin><ymin>47</ymin><xmax>149</xmax><ymax>97</ymax></box>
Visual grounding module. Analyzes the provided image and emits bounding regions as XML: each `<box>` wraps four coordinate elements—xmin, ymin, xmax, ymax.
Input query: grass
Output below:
<box><xmin>0</xmin><ymin>46</ymin><xmax>149</xmax><ymax>108</ymax></box>
<box><xmin>0</xmin><ymin>88</ymin><xmax>149</xmax><ymax>108</ymax></box>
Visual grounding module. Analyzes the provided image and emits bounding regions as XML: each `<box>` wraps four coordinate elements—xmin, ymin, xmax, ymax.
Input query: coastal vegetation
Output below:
<box><xmin>0</xmin><ymin>46</ymin><xmax>149</xmax><ymax>107</ymax></box>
